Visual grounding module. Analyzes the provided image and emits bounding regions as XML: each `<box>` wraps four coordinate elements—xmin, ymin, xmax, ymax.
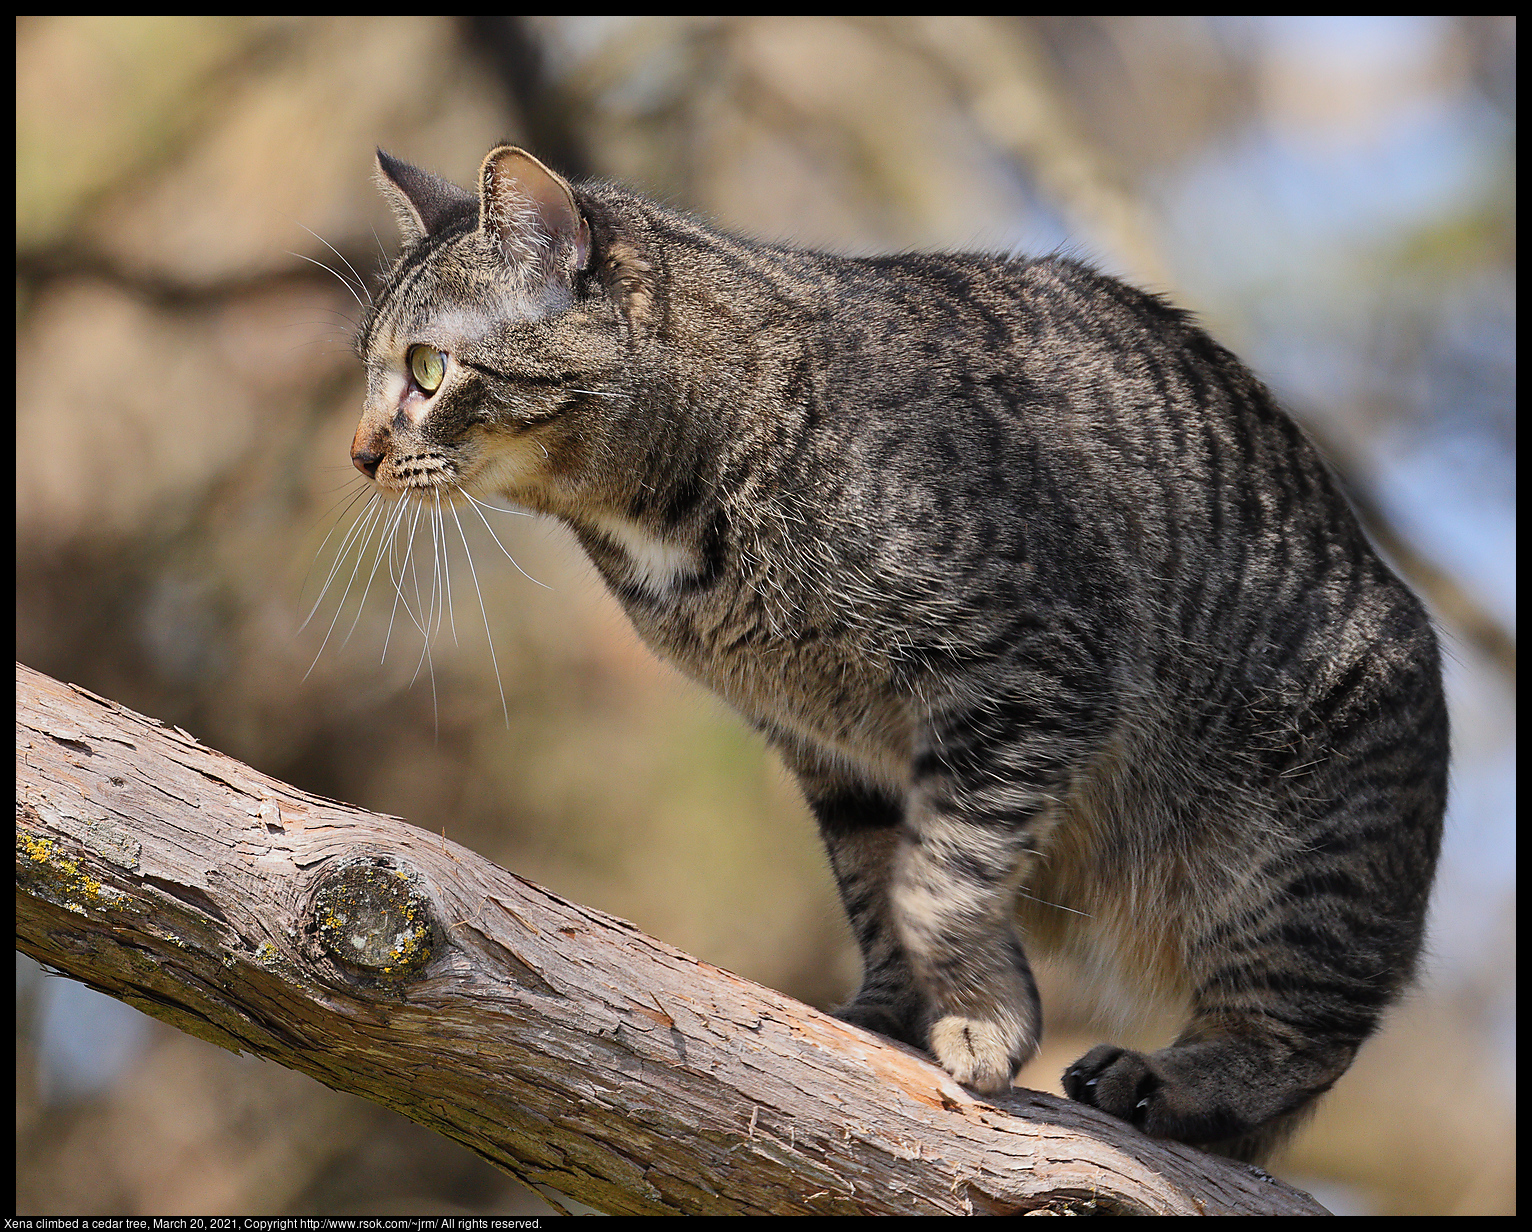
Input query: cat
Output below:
<box><xmin>344</xmin><ymin>144</ymin><xmax>1448</xmax><ymax>1163</ymax></box>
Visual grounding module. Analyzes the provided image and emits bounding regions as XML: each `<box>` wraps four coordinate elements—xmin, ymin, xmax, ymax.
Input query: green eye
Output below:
<box><xmin>408</xmin><ymin>345</ymin><xmax>447</xmax><ymax>393</ymax></box>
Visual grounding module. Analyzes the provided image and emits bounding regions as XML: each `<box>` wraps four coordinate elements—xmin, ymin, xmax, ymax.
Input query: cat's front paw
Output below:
<box><xmin>929</xmin><ymin>1012</ymin><xmax>1038</xmax><ymax>1094</ymax></box>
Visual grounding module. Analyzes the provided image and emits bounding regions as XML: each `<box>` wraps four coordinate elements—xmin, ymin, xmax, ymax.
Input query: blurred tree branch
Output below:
<box><xmin>14</xmin><ymin>246</ymin><xmax>356</xmax><ymax>313</ymax></box>
<box><xmin>867</xmin><ymin>17</ymin><xmax>1515</xmax><ymax>689</ymax></box>
<box><xmin>888</xmin><ymin>15</ymin><xmax>1177</xmax><ymax>290</ymax></box>
<box><xmin>16</xmin><ymin>662</ymin><xmax>1328</xmax><ymax>1216</ymax></box>
<box><xmin>461</xmin><ymin>16</ymin><xmax>593</xmax><ymax>181</ymax></box>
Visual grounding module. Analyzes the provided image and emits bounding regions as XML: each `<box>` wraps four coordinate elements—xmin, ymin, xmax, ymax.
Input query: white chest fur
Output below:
<box><xmin>587</xmin><ymin>512</ymin><xmax>700</xmax><ymax>597</ymax></box>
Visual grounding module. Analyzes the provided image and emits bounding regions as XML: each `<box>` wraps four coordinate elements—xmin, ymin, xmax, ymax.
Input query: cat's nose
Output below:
<box><xmin>352</xmin><ymin>447</ymin><xmax>382</xmax><ymax>479</ymax></box>
<box><xmin>351</xmin><ymin>421</ymin><xmax>386</xmax><ymax>478</ymax></box>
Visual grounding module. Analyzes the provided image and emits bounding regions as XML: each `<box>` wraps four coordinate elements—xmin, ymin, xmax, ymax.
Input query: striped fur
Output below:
<box><xmin>352</xmin><ymin>147</ymin><xmax>1449</xmax><ymax>1162</ymax></box>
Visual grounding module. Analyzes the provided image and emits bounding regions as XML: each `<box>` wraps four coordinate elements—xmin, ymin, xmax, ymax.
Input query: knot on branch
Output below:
<box><xmin>308</xmin><ymin>856</ymin><xmax>439</xmax><ymax>983</ymax></box>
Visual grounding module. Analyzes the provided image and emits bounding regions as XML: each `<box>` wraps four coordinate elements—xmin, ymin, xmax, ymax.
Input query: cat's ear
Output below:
<box><xmin>478</xmin><ymin>145</ymin><xmax>592</xmax><ymax>280</ymax></box>
<box><xmin>375</xmin><ymin>149</ymin><xmax>477</xmax><ymax>245</ymax></box>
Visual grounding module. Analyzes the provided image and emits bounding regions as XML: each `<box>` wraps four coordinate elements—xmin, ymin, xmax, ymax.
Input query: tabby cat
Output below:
<box><xmin>346</xmin><ymin>145</ymin><xmax>1448</xmax><ymax>1162</ymax></box>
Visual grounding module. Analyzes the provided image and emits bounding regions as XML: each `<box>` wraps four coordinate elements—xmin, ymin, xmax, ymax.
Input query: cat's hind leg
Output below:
<box><xmin>1063</xmin><ymin>653</ymin><xmax>1445</xmax><ymax>1160</ymax></box>
<box><xmin>1061</xmin><ymin>1021</ymin><xmax>1351</xmax><ymax>1162</ymax></box>
<box><xmin>1060</xmin><ymin>829</ymin><xmax>1433</xmax><ymax>1159</ymax></box>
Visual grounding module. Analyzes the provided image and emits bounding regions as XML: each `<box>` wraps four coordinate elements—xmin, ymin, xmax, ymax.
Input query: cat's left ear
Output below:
<box><xmin>375</xmin><ymin>149</ymin><xmax>477</xmax><ymax>245</ymax></box>
<box><xmin>478</xmin><ymin>146</ymin><xmax>591</xmax><ymax>280</ymax></box>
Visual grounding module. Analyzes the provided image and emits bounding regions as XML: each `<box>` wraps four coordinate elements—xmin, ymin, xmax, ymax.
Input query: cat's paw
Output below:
<box><xmin>929</xmin><ymin>1012</ymin><xmax>1037</xmax><ymax>1093</ymax></box>
<box><xmin>1062</xmin><ymin>1044</ymin><xmax>1231</xmax><ymax>1143</ymax></box>
<box><xmin>1063</xmin><ymin>1045</ymin><xmax>1155</xmax><ymax>1123</ymax></box>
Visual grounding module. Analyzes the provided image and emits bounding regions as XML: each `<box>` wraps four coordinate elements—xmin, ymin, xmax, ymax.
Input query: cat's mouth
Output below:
<box><xmin>365</xmin><ymin>451</ymin><xmax>460</xmax><ymax>496</ymax></box>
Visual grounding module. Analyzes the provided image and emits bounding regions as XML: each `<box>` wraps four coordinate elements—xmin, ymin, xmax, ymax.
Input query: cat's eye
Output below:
<box><xmin>408</xmin><ymin>345</ymin><xmax>448</xmax><ymax>394</ymax></box>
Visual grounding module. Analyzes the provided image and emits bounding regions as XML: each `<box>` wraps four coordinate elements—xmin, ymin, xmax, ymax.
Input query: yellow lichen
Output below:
<box><xmin>18</xmin><ymin>831</ymin><xmax>130</xmax><ymax>910</ymax></box>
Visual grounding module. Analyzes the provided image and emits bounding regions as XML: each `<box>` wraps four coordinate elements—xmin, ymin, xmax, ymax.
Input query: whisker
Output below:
<box><xmin>402</xmin><ymin>497</ymin><xmax>435</xmax><ymax>648</ymax></box>
<box><xmin>294</xmin><ymin>222</ymin><xmax>375</xmax><ymax>308</ymax></box>
<box><xmin>289</xmin><ymin>251</ymin><xmax>368</xmax><ymax>311</ymax></box>
<box><xmin>399</xmin><ymin>499</ymin><xmax>441</xmax><ymax>734</ymax></box>
<box><xmin>338</xmin><ymin>498</ymin><xmax>400</xmax><ymax>650</ymax></box>
<box><xmin>449</xmin><ymin>494</ymin><xmax>511</xmax><ymax>727</ymax></box>
<box><xmin>284</xmin><ymin>319</ymin><xmax>360</xmax><ymax>343</ymax></box>
<box><xmin>1015</xmin><ymin>888</ymin><xmax>1092</xmax><ymax>918</ymax></box>
<box><xmin>457</xmin><ymin>491</ymin><xmax>533</xmax><ymax>518</ymax></box>
<box><xmin>302</xmin><ymin>495</ymin><xmax>388</xmax><ymax>679</ymax></box>
<box><xmin>300</xmin><ymin>488</ymin><xmax>383</xmax><ymax>634</ymax></box>
<box><xmin>298</xmin><ymin>484</ymin><xmax>376</xmax><ymax>630</ymax></box>
<box><xmin>280</xmin><ymin>337</ymin><xmax>352</xmax><ymax>359</ymax></box>
<box><xmin>380</xmin><ymin>493</ymin><xmax>420</xmax><ymax>662</ymax></box>
<box><xmin>461</xmin><ymin>491</ymin><xmax>553</xmax><ymax>589</ymax></box>
<box><xmin>433</xmin><ymin>491</ymin><xmax>457</xmax><ymax>645</ymax></box>
<box><xmin>304</xmin><ymin>480</ymin><xmax>543</xmax><ymax>731</ymax></box>
<box><xmin>285</xmin><ymin>309</ymin><xmax>360</xmax><ymax>325</ymax></box>
<box><xmin>437</xmin><ymin>507</ymin><xmax>454</xmax><ymax>649</ymax></box>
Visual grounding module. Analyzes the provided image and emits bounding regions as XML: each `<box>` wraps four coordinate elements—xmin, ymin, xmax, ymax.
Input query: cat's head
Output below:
<box><xmin>352</xmin><ymin>147</ymin><xmax>638</xmax><ymax>513</ymax></box>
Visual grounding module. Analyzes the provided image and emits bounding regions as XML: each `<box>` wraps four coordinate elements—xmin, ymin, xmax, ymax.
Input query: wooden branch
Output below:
<box><xmin>15</xmin><ymin>661</ymin><xmax>1328</xmax><ymax>1215</ymax></box>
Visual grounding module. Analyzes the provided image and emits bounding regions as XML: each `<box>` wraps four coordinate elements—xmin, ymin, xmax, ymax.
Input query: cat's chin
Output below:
<box><xmin>454</xmin><ymin>449</ymin><xmax>556</xmax><ymax>512</ymax></box>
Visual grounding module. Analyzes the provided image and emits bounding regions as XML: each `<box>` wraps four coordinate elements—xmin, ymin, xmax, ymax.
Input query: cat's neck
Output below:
<box><xmin>537</xmin><ymin>193</ymin><xmax>831</xmax><ymax>594</ymax></box>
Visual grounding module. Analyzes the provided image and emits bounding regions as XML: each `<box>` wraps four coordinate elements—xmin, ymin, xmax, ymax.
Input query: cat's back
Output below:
<box><xmin>776</xmin><ymin>251</ymin><xmax>1372</xmax><ymax>599</ymax></box>
<box><xmin>720</xmin><ymin>244</ymin><xmax>1442</xmax><ymax>761</ymax></box>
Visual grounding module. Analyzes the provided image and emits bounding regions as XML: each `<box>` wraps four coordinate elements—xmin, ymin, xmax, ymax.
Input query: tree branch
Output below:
<box><xmin>15</xmin><ymin>661</ymin><xmax>1328</xmax><ymax>1215</ymax></box>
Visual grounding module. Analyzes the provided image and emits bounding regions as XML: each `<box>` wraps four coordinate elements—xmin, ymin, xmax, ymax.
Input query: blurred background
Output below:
<box><xmin>15</xmin><ymin>16</ymin><xmax>1513</xmax><ymax>1217</ymax></box>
